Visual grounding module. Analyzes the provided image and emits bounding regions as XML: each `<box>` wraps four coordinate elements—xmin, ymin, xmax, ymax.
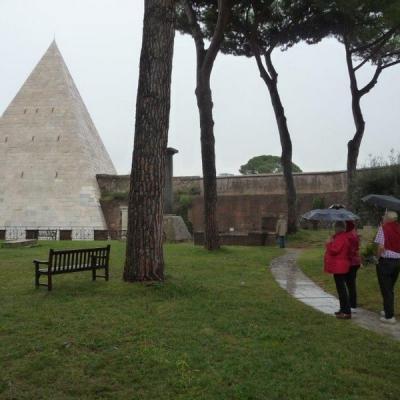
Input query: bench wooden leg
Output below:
<box><xmin>35</xmin><ymin>266</ymin><xmax>40</xmax><ymax>288</ymax></box>
<box><xmin>92</xmin><ymin>268</ymin><xmax>97</xmax><ymax>281</ymax></box>
<box><xmin>48</xmin><ymin>274</ymin><xmax>52</xmax><ymax>291</ymax></box>
<box><xmin>105</xmin><ymin>266</ymin><xmax>109</xmax><ymax>281</ymax></box>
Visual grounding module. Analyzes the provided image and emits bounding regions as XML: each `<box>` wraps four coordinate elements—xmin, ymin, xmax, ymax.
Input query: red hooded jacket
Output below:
<box><xmin>382</xmin><ymin>221</ymin><xmax>400</xmax><ymax>253</ymax></box>
<box><xmin>347</xmin><ymin>230</ymin><xmax>361</xmax><ymax>266</ymax></box>
<box><xmin>324</xmin><ymin>231</ymin><xmax>351</xmax><ymax>274</ymax></box>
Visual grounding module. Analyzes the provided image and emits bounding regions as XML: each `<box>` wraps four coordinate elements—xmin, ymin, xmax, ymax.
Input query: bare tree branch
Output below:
<box><xmin>202</xmin><ymin>0</ymin><xmax>231</xmax><ymax>79</ymax></box>
<box><xmin>359</xmin><ymin>63</ymin><xmax>383</xmax><ymax>97</ymax></box>
<box><xmin>251</xmin><ymin>40</ymin><xmax>272</xmax><ymax>84</ymax></box>
<box><xmin>182</xmin><ymin>0</ymin><xmax>206</xmax><ymax>64</ymax></box>
<box><xmin>264</xmin><ymin>47</ymin><xmax>278</xmax><ymax>82</ymax></box>
<box><xmin>354</xmin><ymin>30</ymin><xmax>399</xmax><ymax>72</ymax></box>
<box><xmin>381</xmin><ymin>59</ymin><xmax>400</xmax><ymax>70</ymax></box>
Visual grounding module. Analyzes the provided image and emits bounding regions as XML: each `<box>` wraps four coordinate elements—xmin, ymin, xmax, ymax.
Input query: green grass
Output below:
<box><xmin>298</xmin><ymin>248</ymin><xmax>399</xmax><ymax>315</ymax></box>
<box><xmin>1</xmin><ymin>242</ymin><xmax>400</xmax><ymax>399</ymax></box>
<box><xmin>288</xmin><ymin>227</ymin><xmax>376</xmax><ymax>249</ymax></box>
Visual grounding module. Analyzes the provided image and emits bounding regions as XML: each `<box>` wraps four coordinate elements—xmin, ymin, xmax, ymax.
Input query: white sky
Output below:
<box><xmin>0</xmin><ymin>0</ymin><xmax>399</xmax><ymax>176</ymax></box>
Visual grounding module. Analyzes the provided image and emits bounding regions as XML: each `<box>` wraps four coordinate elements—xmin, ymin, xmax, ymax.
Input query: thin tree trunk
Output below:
<box><xmin>123</xmin><ymin>0</ymin><xmax>175</xmax><ymax>282</ymax></box>
<box><xmin>253</xmin><ymin>48</ymin><xmax>298</xmax><ymax>233</ymax></box>
<box><xmin>196</xmin><ymin>78</ymin><xmax>219</xmax><ymax>250</ymax></box>
<box><xmin>344</xmin><ymin>40</ymin><xmax>365</xmax><ymax>206</ymax></box>
<box><xmin>266</xmin><ymin>76</ymin><xmax>298</xmax><ymax>233</ymax></box>
<box><xmin>347</xmin><ymin>92</ymin><xmax>365</xmax><ymax>205</ymax></box>
<box><xmin>344</xmin><ymin>38</ymin><xmax>383</xmax><ymax>206</ymax></box>
<box><xmin>183</xmin><ymin>0</ymin><xmax>230</xmax><ymax>250</ymax></box>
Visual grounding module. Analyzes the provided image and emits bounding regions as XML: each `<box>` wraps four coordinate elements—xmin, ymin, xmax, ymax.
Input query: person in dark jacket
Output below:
<box><xmin>345</xmin><ymin>221</ymin><xmax>361</xmax><ymax>312</ymax></box>
<box><xmin>324</xmin><ymin>221</ymin><xmax>351</xmax><ymax>319</ymax></box>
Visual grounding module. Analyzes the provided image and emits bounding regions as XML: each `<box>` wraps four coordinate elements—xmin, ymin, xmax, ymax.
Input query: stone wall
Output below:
<box><xmin>97</xmin><ymin>170</ymin><xmax>348</xmax><ymax>233</ymax></box>
<box><xmin>189</xmin><ymin>192</ymin><xmax>346</xmax><ymax>233</ymax></box>
<box><xmin>97</xmin><ymin>175</ymin><xmax>130</xmax><ymax>196</ymax></box>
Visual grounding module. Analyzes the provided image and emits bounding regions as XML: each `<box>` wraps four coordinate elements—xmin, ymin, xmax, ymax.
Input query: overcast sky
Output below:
<box><xmin>0</xmin><ymin>0</ymin><xmax>399</xmax><ymax>176</ymax></box>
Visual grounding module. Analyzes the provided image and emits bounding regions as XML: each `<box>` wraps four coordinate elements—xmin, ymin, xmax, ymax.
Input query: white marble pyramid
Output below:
<box><xmin>0</xmin><ymin>41</ymin><xmax>116</xmax><ymax>237</ymax></box>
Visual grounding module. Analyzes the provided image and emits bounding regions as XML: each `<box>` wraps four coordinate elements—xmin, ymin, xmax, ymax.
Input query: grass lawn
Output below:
<box><xmin>1</xmin><ymin>241</ymin><xmax>400</xmax><ymax>399</ymax></box>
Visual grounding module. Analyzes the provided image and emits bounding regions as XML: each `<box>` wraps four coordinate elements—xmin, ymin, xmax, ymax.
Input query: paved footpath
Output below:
<box><xmin>270</xmin><ymin>249</ymin><xmax>400</xmax><ymax>341</ymax></box>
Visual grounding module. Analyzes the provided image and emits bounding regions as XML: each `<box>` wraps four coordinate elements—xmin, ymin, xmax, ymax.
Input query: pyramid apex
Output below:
<box><xmin>47</xmin><ymin>38</ymin><xmax>61</xmax><ymax>53</ymax></box>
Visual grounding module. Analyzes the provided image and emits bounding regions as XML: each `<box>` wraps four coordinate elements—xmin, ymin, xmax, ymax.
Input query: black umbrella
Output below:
<box><xmin>302</xmin><ymin>208</ymin><xmax>360</xmax><ymax>222</ymax></box>
<box><xmin>361</xmin><ymin>194</ymin><xmax>400</xmax><ymax>211</ymax></box>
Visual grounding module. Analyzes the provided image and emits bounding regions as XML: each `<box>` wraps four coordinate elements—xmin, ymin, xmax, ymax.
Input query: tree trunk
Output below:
<box><xmin>123</xmin><ymin>0</ymin><xmax>175</xmax><ymax>282</ymax></box>
<box><xmin>182</xmin><ymin>0</ymin><xmax>230</xmax><ymax>251</ymax></box>
<box><xmin>344</xmin><ymin>39</ymin><xmax>369</xmax><ymax>207</ymax></box>
<box><xmin>255</xmin><ymin>51</ymin><xmax>297</xmax><ymax>233</ymax></box>
<box><xmin>266</xmin><ymin>77</ymin><xmax>298</xmax><ymax>233</ymax></box>
<box><xmin>347</xmin><ymin>92</ymin><xmax>365</xmax><ymax>206</ymax></box>
<box><xmin>196</xmin><ymin>77</ymin><xmax>220</xmax><ymax>250</ymax></box>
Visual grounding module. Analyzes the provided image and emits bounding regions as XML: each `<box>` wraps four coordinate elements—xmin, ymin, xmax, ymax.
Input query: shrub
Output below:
<box><xmin>352</xmin><ymin>151</ymin><xmax>400</xmax><ymax>225</ymax></box>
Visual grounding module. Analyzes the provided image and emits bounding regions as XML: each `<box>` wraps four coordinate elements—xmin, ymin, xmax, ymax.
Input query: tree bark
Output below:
<box><xmin>123</xmin><ymin>0</ymin><xmax>175</xmax><ymax>282</ymax></box>
<box><xmin>252</xmin><ymin>46</ymin><xmax>298</xmax><ymax>233</ymax></box>
<box><xmin>183</xmin><ymin>0</ymin><xmax>230</xmax><ymax>250</ymax></box>
<box><xmin>344</xmin><ymin>40</ymin><xmax>365</xmax><ymax>206</ymax></box>
<box><xmin>343</xmin><ymin>37</ymin><xmax>387</xmax><ymax>206</ymax></box>
<box><xmin>196</xmin><ymin>76</ymin><xmax>220</xmax><ymax>250</ymax></box>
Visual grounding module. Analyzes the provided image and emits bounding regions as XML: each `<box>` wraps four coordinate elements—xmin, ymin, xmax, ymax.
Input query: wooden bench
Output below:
<box><xmin>33</xmin><ymin>245</ymin><xmax>111</xmax><ymax>291</ymax></box>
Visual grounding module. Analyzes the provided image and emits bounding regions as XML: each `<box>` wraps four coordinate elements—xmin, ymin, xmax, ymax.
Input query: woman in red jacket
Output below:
<box><xmin>324</xmin><ymin>221</ymin><xmax>351</xmax><ymax>319</ymax></box>
<box><xmin>345</xmin><ymin>221</ymin><xmax>361</xmax><ymax>312</ymax></box>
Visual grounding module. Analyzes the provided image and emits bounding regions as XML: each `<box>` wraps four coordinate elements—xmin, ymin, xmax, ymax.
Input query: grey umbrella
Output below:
<box><xmin>302</xmin><ymin>208</ymin><xmax>360</xmax><ymax>222</ymax></box>
<box><xmin>361</xmin><ymin>194</ymin><xmax>400</xmax><ymax>211</ymax></box>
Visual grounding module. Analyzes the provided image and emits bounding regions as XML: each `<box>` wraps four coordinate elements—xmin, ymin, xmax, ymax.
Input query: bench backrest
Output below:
<box><xmin>48</xmin><ymin>245</ymin><xmax>110</xmax><ymax>273</ymax></box>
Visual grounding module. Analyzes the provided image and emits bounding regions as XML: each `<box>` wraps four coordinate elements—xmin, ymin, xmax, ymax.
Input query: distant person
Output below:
<box><xmin>275</xmin><ymin>214</ymin><xmax>288</xmax><ymax>248</ymax></box>
<box><xmin>375</xmin><ymin>211</ymin><xmax>400</xmax><ymax>324</ymax></box>
<box><xmin>345</xmin><ymin>221</ymin><xmax>361</xmax><ymax>313</ymax></box>
<box><xmin>324</xmin><ymin>221</ymin><xmax>351</xmax><ymax>319</ymax></box>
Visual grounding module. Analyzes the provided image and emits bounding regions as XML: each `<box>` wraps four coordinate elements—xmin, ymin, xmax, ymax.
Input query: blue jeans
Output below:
<box><xmin>278</xmin><ymin>236</ymin><xmax>285</xmax><ymax>248</ymax></box>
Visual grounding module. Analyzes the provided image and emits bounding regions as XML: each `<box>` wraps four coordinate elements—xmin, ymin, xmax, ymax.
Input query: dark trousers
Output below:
<box><xmin>345</xmin><ymin>265</ymin><xmax>360</xmax><ymax>309</ymax></box>
<box><xmin>376</xmin><ymin>258</ymin><xmax>400</xmax><ymax>319</ymax></box>
<box><xmin>334</xmin><ymin>274</ymin><xmax>351</xmax><ymax>314</ymax></box>
<box><xmin>278</xmin><ymin>236</ymin><xmax>285</xmax><ymax>248</ymax></box>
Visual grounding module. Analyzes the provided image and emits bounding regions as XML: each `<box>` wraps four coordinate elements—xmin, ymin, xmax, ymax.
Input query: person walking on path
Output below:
<box><xmin>275</xmin><ymin>214</ymin><xmax>288</xmax><ymax>249</ymax></box>
<box><xmin>345</xmin><ymin>221</ymin><xmax>361</xmax><ymax>313</ymax></box>
<box><xmin>324</xmin><ymin>221</ymin><xmax>351</xmax><ymax>319</ymax></box>
<box><xmin>375</xmin><ymin>211</ymin><xmax>400</xmax><ymax>324</ymax></box>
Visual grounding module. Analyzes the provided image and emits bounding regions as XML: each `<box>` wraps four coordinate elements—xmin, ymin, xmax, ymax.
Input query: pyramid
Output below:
<box><xmin>0</xmin><ymin>41</ymin><xmax>116</xmax><ymax>235</ymax></box>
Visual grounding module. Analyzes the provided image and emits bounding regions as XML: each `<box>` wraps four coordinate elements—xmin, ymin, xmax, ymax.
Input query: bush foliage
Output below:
<box><xmin>352</xmin><ymin>151</ymin><xmax>400</xmax><ymax>224</ymax></box>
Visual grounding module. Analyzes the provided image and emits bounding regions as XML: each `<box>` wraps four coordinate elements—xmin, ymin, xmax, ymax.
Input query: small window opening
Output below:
<box><xmin>52</xmin><ymin>107</ymin><xmax>55</xmax><ymax>113</ymax></box>
<box><xmin>21</xmin><ymin>172</ymin><xmax>24</xmax><ymax>178</ymax></box>
<box><xmin>57</xmin><ymin>135</ymin><xmax>61</xmax><ymax>142</ymax></box>
<box><xmin>5</xmin><ymin>137</ymin><xmax>8</xmax><ymax>143</ymax></box>
<box><xmin>23</xmin><ymin>109</ymin><xmax>27</xmax><ymax>114</ymax></box>
<box><xmin>32</xmin><ymin>136</ymin><xmax>35</xmax><ymax>142</ymax></box>
<box><xmin>35</xmin><ymin>108</ymin><xmax>39</xmax><ymax>113</ymax></box>
<box><xmin>55</xmin><ymin>171</ymin><xmax>58</xmax><ymax>178</ymax></box>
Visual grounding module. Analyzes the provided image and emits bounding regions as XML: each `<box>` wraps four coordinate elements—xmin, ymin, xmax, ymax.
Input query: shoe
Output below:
<box><xmin>334</xmin><ymin>310</ymin><xmax>342</xmax><ymax>316</ymax></box>
<box><xmin>336</xmin><ymin>313</ymin><xmax>351</xmax><ymax>320</ymax></box>
<box><xmin>380</xmin><ymin>316</ymin><xmax>397</xmax><ymax>324</ymax></box>
<box><xmin>351</xmin><ymin>308</ymin><xmax>357</xmax><ymax>314</ymax></box>
<box><xmin>380</xmin><ymin>311</ymin><xmax>385</xmax><ymax>317</ymax></box>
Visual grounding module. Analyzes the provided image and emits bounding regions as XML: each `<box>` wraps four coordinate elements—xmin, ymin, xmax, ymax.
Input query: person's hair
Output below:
<box><xmin>334</xmin><ymin>221</ymin><xmax>346</xmax><ymax>232</ymax></box>
<box><xmin>384</xmin><ymin>211</ymin><xmax>398</xmax><ymax>222</ymax></box>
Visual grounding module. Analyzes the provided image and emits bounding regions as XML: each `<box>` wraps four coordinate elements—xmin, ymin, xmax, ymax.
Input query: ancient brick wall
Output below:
<box><xmin>189</xmin><ymin>192</ymin><xmax>347</xmax><ymax>233</ymax></box>
<box><xmin>97</xmin><ymin>170</ymin><xmax>348</xmax><ymax>233</ymax></box>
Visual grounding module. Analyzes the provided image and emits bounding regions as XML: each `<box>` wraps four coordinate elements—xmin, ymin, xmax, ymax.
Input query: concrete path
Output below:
<box><xmin>270</xmin><ymin>249</ymin><xmax>400</xmax><ymax>341</ymax></box>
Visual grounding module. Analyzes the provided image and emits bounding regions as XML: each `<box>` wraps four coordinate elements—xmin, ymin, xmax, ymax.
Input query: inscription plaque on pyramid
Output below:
<box><xmin>0</xmin><ymin>41</ymin><xmax>116</xmax><ymax>237</ymax></box>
